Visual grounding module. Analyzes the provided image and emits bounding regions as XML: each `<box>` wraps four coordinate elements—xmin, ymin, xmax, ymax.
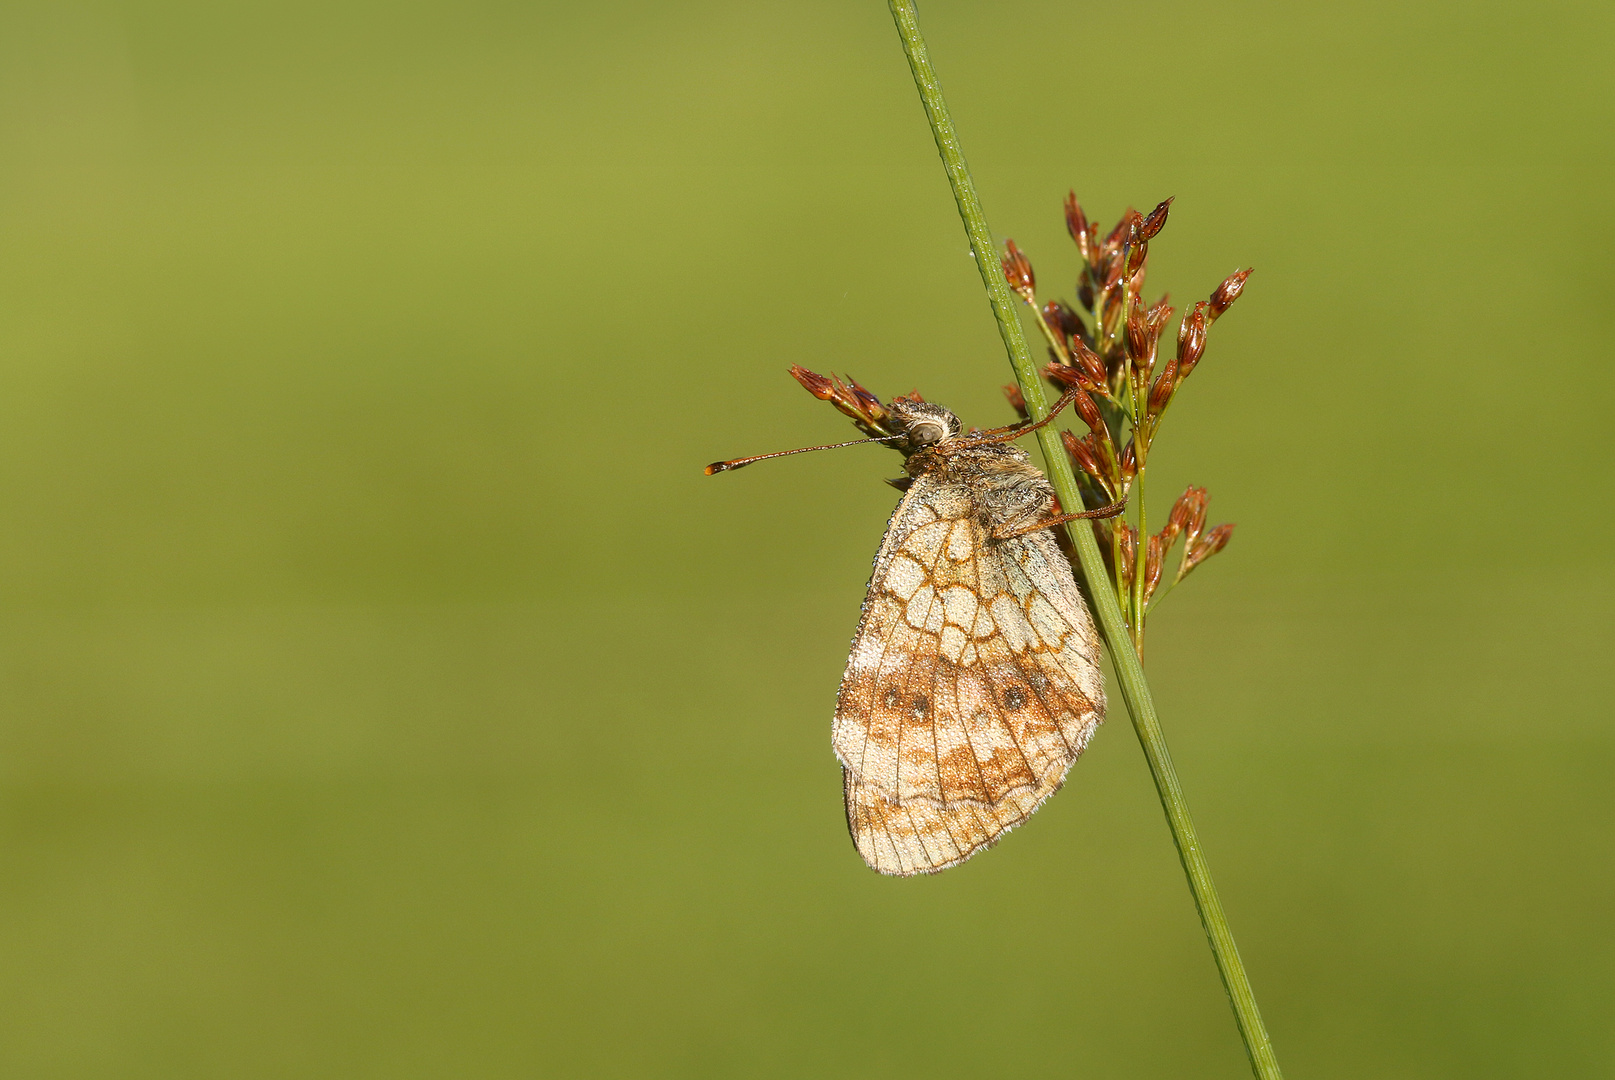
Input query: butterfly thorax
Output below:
<box><xmin>892</xmin><ymin>404</ymin><xmax>1057</xmax><ymax>539</ymax></box>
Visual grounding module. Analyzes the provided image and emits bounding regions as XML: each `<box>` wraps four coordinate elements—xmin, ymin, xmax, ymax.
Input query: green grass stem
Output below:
<box><xmin>885</xmin><ymin>3</ymin><xmax>1284</xmax><ymax>1077</ymax></box>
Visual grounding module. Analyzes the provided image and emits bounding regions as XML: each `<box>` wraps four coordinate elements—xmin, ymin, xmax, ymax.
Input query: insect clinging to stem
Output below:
<box><xmin>708</xmin><ymin>376</ymin><xmax>1123</xmax><ymax>876</ymax></box>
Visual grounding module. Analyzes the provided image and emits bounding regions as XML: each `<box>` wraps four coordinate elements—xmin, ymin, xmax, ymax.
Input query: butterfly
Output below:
<box><xmin>710</xmin><ymin>388</ymin><xmax>1116</xmax><ymax>875</ymax></box>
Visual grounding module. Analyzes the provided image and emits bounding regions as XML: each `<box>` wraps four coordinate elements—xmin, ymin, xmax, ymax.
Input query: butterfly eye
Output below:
<box><xmin>909</xmin><ymin>423</ymin><xmax>944</xmax><ymax>447</ymax></box>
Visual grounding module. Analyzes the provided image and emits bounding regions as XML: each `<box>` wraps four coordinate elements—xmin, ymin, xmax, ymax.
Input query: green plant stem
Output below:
<box><xmin>884</xmin><ymin>4</ymin><xmax>1283</xmax><ymax>1078</ymax></box>
<box><xmin>1112</xmin><ymin>522</ymin><xmax>1126</xmax><ymax>621</ymax></box>
<box><xmin>1133</xmin><ymin>470</ymin><xmax>1148</xmax><ymax>653</ymax></box>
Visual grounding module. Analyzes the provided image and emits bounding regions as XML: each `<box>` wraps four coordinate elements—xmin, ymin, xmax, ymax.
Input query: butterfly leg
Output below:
<box><xmin>993</xmin><ymin>497</ymin><xmax>1127</xmax><ymax>540</ymax></box>
<box><xmin>960</xmin><ymin>387</ymin><xmax>1082</xmax><ymax>446</ymax></box>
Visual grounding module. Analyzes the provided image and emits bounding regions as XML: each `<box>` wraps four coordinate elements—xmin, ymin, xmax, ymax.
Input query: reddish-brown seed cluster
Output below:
<box><xmin>1001</xmin><ymin>193</ymin><xmax>1247</xmax><ymax>646</ymax></box>
<box><xmin>789</xmin><ymin>364</ymin><xmax>906</xmax><ymax>440</ymax></box>
<box><xmin>1095</xmin><ymin>485</ymin><xmax>1236</xmax><ymax>612</ymax></box>
<box><xmin>1000</xmin><ymin>240</ymin><xmax>1036</xmax><ymax>303</ymax></box>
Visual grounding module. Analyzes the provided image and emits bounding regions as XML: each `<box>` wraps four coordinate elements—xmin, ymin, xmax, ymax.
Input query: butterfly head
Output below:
<box><xmin>885</xmin><ymin>399</ymin><xmax>962</xmax><ymax>452</ymax></box>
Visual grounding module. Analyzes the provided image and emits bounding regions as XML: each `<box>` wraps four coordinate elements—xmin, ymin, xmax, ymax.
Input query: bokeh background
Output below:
<box><xmin>1</xmin><ymin>1</ymin><xmax>1611</xmax><ymax>1076</ymax></box>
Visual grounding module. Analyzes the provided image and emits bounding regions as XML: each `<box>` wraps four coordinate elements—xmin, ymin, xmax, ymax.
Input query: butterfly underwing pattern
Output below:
<box><xmin>833</xmin><ymin>398</ymin><xmax>1104</xmax><ymax>875</ymax></box>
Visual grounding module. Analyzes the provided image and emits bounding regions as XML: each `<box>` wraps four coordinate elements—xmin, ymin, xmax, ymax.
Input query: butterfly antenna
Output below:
<box><xmin>705</xmin><ymin>433</ymin><xmax>905</xmax><ymax>475</ymax></box>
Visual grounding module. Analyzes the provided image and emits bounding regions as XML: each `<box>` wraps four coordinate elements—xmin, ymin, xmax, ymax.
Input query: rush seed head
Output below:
<box><xmin>994</xmin><ymin>193</ymin><xmax>1247</xmax><ymax>647</ymax></box>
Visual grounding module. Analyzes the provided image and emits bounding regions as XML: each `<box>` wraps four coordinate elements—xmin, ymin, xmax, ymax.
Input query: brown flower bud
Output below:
<box><xmin>1143</xmin><ymin>534</ymin><xmax>1165</xmax><ymax>604</ymax></box>
<box><xmin>1042</xmin><ymin>300</ymin><xmax>1084</xmax><ymax>358</ymax></box>
<box><xmin>1176</xmin><ymin>303</ymin><xmax>1208</xmax><ymax>378</ymax></box>
<box><xmin>1125</xmin><ymin>302</ymin><xmax>1159</xmax><ymax>380</ymax></box>
<box><xmin>1183</xmin><ymin>522</ymin><xmax>1235</xmax><ymax>576</ymax></box>
<box><xmin>1003</xmin><ymin>384</ymin><xmax>1028</xmax><ymax>421</ymax></box>
<box><xmin>1208</xmin><ymin>268</ymin><xmax>1252</xmax><ymax>322</ymax></box>
<box><xmin>1161</xmin><ymin>486</ymin><xmax>1203</xmax><ymax>551</ymax></box>
<box><xmin>1069</xmin><ymin>336</ymin><xmax>1107</xmax><ymax>388</ymax></box>
<box><xmin>846</xmin><ymin>376</ymin><xmax>891</xmax><ymax>421</ymax></box>
<box><xmin>1125</xmin><ymin>303</ymin><xmax>1150</xmax><ymax>364</ymax></box>
<box><xmin>1119</xmin><ymin>439</ymin><xmax>1137</xmax><ymax>482</ymax></box>
<box><xmin>790</xmin><ymin>365</ymin><xmax>837</xmax><ymax>400</ymax></box>
<box><xmin>1146</xmin><ymin>358</ymin><xmax>1177</xmax><ymax>416</ymax></box>
<box><xmin>1062</xmin><ymin>429</ymin><xmax>1103</xmax><ymax>483</ymax></box>
<box><xmin>1140</xmin><ymin>197</ymin><xmax>1173</xmax><ymax>240</ymax></box>
<box><xmin>1064</xmin><ymin>426</ymin><xmax>1119</xmax><ymax>493</ymax></box>
<box><xmin>1072</xmin><ymin>388</ymin><xmax>1105</xmax><ymax>434</ymax></box>
<box><xmin>1095</xmin><ymin>289</ymin><xmax>1123</xmax><ymax>349</ymax></box>
<box><xmin>1044</xmin><ymin>360</ymin><xmax>1078</xmax><ymax>386</ymax></box>
<box><xmin>1044</xmin><ymin>363</ymin><xmax>1100</xmax><ymax>401</ymax></box>
<box><xmin>1184</xmin><ymin>489</ymin><xmax>1208</xmax><ymax>548</ymax></box>
<box><xmin>1041</xmin><ymin>300</ymin><xmax>1064</xmax><ymax>340</ymax></box>
<box><xmin>1117</xmin><ymin>524</ymin><xmax>1138</xmax><ymax>590</ymax></box>
<box><xmin>1123</xmin><ymin>225</ymin><xmax>1149</xmax><ymax>280</ymax></box>
<box><xmin>1002</xmin><ymin>240</ymin><xmax>1036</xmax><ymax>301</ymax></box>
<box><xmin>788</xmin><ymin>366</ymin><xmax>895</xmax><ymax>429</ymax></box>
<box><xmin>1064</xmin><ymin>191</ymin><xmax>1092</xmax><ymax>264</ymax></box>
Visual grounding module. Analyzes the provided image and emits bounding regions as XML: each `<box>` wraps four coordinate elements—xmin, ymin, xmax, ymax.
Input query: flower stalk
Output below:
<box><xmin>884</xmin><ymin>2</ymin><xmax>1284</xmax><ymax>1077</ymax></box>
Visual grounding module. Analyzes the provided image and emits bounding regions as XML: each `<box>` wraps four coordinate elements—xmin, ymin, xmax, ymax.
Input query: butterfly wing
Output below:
<box><xmin>833</xmin><ymin>473</ymin><xmax>1105</xmax><ymax>875</ymax></box>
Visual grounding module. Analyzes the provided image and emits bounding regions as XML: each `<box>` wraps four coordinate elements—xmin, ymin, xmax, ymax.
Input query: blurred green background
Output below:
<box><xmin>1</xmin><ymin>1</ymin><xmax>1611</xmax><ymax>1076</ymax></box>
